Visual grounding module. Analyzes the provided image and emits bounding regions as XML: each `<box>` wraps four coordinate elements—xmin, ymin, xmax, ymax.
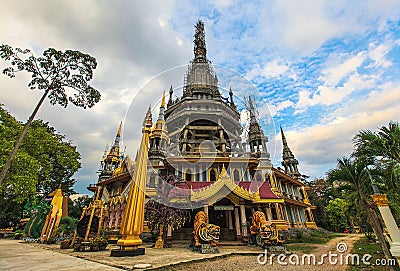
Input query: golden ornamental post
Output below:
<box><xmin>111</xmin><ymin>106</ymin><xmax>152</xmax><ymax>257</ymax></box>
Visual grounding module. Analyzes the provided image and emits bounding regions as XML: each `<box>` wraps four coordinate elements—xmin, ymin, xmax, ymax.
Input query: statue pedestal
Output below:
<box><xmin>195</xmin><ymin>244</ymin><xmax>219</xmax><ymax>254</ymax></box>
<box><xmin>110</xmin><ymin>247</ymin><xmax>145</xmax><ymax>257</ymax></box>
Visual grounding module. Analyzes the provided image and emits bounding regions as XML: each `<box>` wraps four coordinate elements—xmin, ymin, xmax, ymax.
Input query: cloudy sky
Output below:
<box><xmin>1</xmin><ymin>0</ymin><xmax>400</xmax><ymax>194</ymax></box>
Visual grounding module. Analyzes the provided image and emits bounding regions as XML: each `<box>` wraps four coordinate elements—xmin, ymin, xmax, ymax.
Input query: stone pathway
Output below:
<box><xmin>0</xmin><ymin>239</ymin><xmax>120</xmax><ymax>271</ymax></box>
<box><xmin>163</xmin><ymin>234</ymin><xmax>362</xmax><ymax>271</ymax></box>
<box><xmin>0</xmin><ymin>234</ymin><xmax>362</xmax><ymax>271</ymax></box>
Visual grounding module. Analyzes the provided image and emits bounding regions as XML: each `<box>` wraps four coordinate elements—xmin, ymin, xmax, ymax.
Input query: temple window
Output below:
<box><xmin>149</xmin><ymin>174</ymin><xmax>156</xmax><ymax>187</ymax></box>
<box><xmin>202</xmin><ymin>171</ymin><xmax>207</xmax><ymax>182</ymax></box>
<box><xmin>233</xmin><ymin>169</ymin><xmax>240</xmax><ymax>182</ymax></box>
<box><xmin>210</xmin><ymin>168</ymin><xmax>217</xmax><ymax>182</ymax></box>
<box><xmin>255</xmin><ymin>172</ymin><xmax>262</xmax><ymax>182</ymax></box>
<box><xmin>270</xmin><ymin>204</ymin><xmax>278</xmax><ymax>220</ymax></box>
<box><xmin>185</xmin><ymin>169</ymin><xmax>192</xmax><ymax>182</ymax></box>
<box><xmin>305</xmin><ymin>210</ymin><xmax>311</xmax><ymax>222</ymax></box>
<box><xmin>299</xmin><ymin>187</ymin><xmax>306</xmax><ymax>200</ymax></box>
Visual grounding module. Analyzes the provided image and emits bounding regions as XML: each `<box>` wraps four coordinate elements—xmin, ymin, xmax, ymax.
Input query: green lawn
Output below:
<box><xmin>284</xmin><ymin>243</ymin><xmax>317</xmax><ymax>254</ymax></box>
<box><xmin>285</xmin><ymin>230</ymin><xmax>344</xmax><ymax>244</ymax></box>
<box><xmin>348</xmin><ymin>236</ymin><xmax>396</xmax><ymax>271</ymax></box>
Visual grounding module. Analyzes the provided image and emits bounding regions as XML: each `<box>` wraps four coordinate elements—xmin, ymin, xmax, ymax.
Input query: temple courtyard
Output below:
<box><xmin>0</xmin><ymin>234</ymin><xmax>362</xmax><ymax>271</ymax></box>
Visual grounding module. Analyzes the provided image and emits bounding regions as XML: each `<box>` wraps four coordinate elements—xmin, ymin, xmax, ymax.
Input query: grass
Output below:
<box><xmin>285</xmin><ymin>230</ymin><xmax>344</xmax><ymax>244</ymax></box>
<box><xmin>348</xmin><ymin>236</ymin><xmax>395</xmax><ymax>271</ymax></box>
<box><xmin>284</xmin><ymin>243</ymin><xmax>317</xmax><ymax>254</ymax></box>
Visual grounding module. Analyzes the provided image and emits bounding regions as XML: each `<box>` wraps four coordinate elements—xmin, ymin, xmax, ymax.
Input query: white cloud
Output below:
<box><xmin>264</xmin><ymin>0</ymin><xmax>400</xmax><ymax>54</ymax></box>
<box><xmin>294</xmin><ymin>50</ymin><xmax>382</xmax><ymax>112</ymax></box>
<box><xmin>276</xmin><ymin>82</ymin><xmax>400</xmax><ymax>178</ymax></box>
<box><xmin>321</xmin><ymin>52</ymin><xmax>366</xmax><ymax>86</ymax></box>
<box><xmin>367</xmin><ymin>43</ymin><xmax>392</xmax><ymax>68</ymax></box>
<box><xmin>246</xmin><ymin>60</ymin><xmax>290</xmax><ymax>80</ymax></box>
<box><xmin>268</xmin><ymin>100</ymin><xmax>294</xmax><ymax>116</ymax></box>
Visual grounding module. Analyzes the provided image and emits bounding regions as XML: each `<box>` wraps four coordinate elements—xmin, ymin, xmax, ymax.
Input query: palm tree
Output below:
<box><xmin>327</xmin><ymin>156</ymin><xmax>395</xmax><ymax>269</ymax></box>
<box><xmin>354</xmin><ymin>122</ymin><xmax>400</xmax><ymax>164</ymax></box>
<box><xmin>355</xmin><ymin>122</ymin><xmax>400</xmax><ymax>222</ymax></box>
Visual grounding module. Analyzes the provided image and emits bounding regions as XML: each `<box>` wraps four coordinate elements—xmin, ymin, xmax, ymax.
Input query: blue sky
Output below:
<box><xmin>1</xmin><ymin>1</ymin><xmax>400</xmax><ymax>194</ymax></box>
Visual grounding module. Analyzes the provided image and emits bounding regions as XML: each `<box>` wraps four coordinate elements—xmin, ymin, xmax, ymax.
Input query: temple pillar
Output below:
<box><xmin>234</xmin><ymin>207</ymin><xmax>241</xmax><ymax>240</ymax></box>
<box><xmin>203</xmin><ymin>205</ymin><xmax>209</xmax><ymax>217</ymax></box>
<box><xmin>195</xmin><ymin>167</ymin><xmax>199</xmax><ymax>181</ymax></box>
<box><xmin>284</xmin><ymin>206</ymin><xmax>290</xmax><ymax>224</ymax></box>
<box><xmin>275</xmin><ymin>203</ymin><xmax>282</xmax><ymax>220</ymax></box>
<box><xmin>109</xmin><ymin>211</ymin><xmax>114</xmax><ymax>228</ymax></box>
<box><xmin>265</xmin><ymin>207</ymin><xmax>272</xmax><ymax>221</ymax></box>
<box><xmin>114</xmin><ymin>210</ymin><xmax>120</xmax><ymax>229</ymax></box>
<box><xmin>279</xmin><ymin>204</ymin><xmax>285</xmax><ymax>220</ymax></box>
<box><xmin>239</xmin><ymin>204</ymin><xmax>248</xmax><ymax>239</ymax></box>
<box><xmin>227</xmin><ymin>211</ymin><xmax>233</xmax><ymax>230</ymax></box>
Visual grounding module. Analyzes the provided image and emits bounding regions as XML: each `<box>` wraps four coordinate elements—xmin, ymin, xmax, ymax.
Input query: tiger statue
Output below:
<box><xmin>192</xmin><ymin>211</ymin><xmax>220</xmax><ymax>247</ymax></box>
<box><xmin>250</xmin><ymin>211</ymin><xmax>282</xmax><ymax>247</ymax></box>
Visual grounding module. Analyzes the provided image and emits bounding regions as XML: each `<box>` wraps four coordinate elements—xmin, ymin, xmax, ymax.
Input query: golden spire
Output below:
<box><xmin>143</xmin><ymin>106</ymin><xmax>153</xmax><ymax>129</ymax></box>
<box><xmin>113</xmin><ymin>106</ymin><xmax>151</xmax><ymax>256</ymax></box>
<box><xmin>161</xmin><ymin>91</ymin><xmax>166</xmax><ymax>108</ymax></box>
<box><xmin>117</xmin><ymin>121</ymin><xmax>122</xmax><ymax>137</ymax></box>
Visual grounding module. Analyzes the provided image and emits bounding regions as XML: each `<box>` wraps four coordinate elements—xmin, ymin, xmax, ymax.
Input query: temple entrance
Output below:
<box><xmin>209</xmin><ymin>198</ymin><xmax>236</xmax><ymax>241</ymax></box>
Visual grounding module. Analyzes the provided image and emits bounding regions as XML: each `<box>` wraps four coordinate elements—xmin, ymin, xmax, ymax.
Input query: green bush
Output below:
<box><xmin>13</xmin><ymin>229</ymin><xmax>24</xmax><ymax>240</ymax></box>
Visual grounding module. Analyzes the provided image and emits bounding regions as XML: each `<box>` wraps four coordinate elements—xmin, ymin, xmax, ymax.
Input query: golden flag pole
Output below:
<box><xmin>111</xmin><ymin>106</ymin><xmax>152</xmax><ymax>257</ymax></box>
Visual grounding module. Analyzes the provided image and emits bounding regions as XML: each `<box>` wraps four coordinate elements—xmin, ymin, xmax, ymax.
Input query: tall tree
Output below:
<box><xmin>325</xmin><ymin>198</ymin><xmax>348</xmax><ymax>232</ymax></box>
<box><xmin>0</xmin><ymin>106</ymin><xmax>81</xmax><ymax>226</ymax></box>
<box><xmin>68</xmin><ymin>195</ymin><xmax>93</xmax><ymax>220</ymax></box>
<box><xmin>355</xmin><ymin>122</ymin><xmax>400</xmax><ymax>223</ymax></box>
<box><xmin>306</xmin><ymin>178</ymin><xmax>334</xmax><ymax>230</ymax></box>
<box><xmin>0</xmin><ymin>45</ymin><xmax>100</xmax><ymax>186</ymax></box>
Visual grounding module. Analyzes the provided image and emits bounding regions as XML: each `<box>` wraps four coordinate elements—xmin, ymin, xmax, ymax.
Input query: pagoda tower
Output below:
<box><xmin>98</xmin><ymin>122</ymin><xmax>123</xmax><ymax>183</ymax></box>
<box><xmin>149</xmin><ymin>92</ymin><xmax>170</xmax><ymax>163</ymax></box>
<box><xmin>280</xmin><ymin>126</ymin><xmax>301</xmax><ymax>179</ymax></box>
<box><xmin>247</xmin><ymin>96</ymin><xmax>269</xmax><ymax>160</ymax></box>
<box><xmin>165</xmin><ymin>20</ymin><xmax>244</xmax><ymax>159</ymax></box>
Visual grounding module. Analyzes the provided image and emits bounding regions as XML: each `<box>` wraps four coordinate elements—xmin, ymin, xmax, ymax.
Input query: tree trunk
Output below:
<box><xmin>162</xmin><ymin>225</ymin><xmax>170</xmax><ymax>248</ymax></box>
<box><xmin>360</xmin><ymin>194</ymin><xmax>397</xmax><ymax>271</ymax></box>
<box><xmin>0</xmin><ymin>88</ymin><xmax>50</xmax><ymax>186</ymax></box>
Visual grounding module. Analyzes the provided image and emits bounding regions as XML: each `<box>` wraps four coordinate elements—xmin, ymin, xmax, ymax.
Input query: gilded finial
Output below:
<box><xmin>221</xmin><ymin>164</ymin><xmax>227</xmax><ymax>174</ymax></box>
<box><xmin>161</xmin><ymin>91</ymin><xmax>166</xmax><ymax>108</ymax></box>
<box><xmin>117</xmin><ymin>121</ymin><xmax>122</xmax><ymax>137</ymax></box>
<box><xmin>143</xmin><ymin>105</ymin><xmax>153</xmax><ymax>129</ymax></box>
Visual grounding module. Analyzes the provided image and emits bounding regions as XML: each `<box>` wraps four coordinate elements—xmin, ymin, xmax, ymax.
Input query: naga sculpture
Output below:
<box><xmin>249</xmin><ymin>211</ymin><xmax>282</xmax><ymax>247</ymax></box>
<box><xmin>192</xmin><ymin>211</ymin><xmax>220</xmax><ymax>248</ymax></box>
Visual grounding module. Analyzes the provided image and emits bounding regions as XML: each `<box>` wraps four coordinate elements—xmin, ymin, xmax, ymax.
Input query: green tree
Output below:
<box><xmin>325</xmin><ymin>198</ymin><xmax>348</xmax><ymax>232</ymax></box>
<box><xmin>327</xmin><ymin>157</ymin><xmax>394</xmax><ymax>268</ymax></box>
<box><xmin>306</xmin><ymin>178</ymin><xmax>332</xmax><ymax>230</ymax></box>
<box><xmin>0</xmin><ymin>106</ymin><xmax>80</xmax><ymax>227</ymax></box>
<box><xmin>0</xmin><ymin>45</ymin><xmax>100</xmax><ymax>186</ymax></box>
<box><xmin>68</xmin><ymin>195</ymin><xmax>93</xmax><ymax>220</ymax></box>
<box><xmin>354</xmin><ymin>122</ymin><xmax>400</xmax><ymax>164</ymax></box>
<box><xmin>354</xmin><ymin>122</ymin><xmax>400</xmax><ymax>224</ymax></box>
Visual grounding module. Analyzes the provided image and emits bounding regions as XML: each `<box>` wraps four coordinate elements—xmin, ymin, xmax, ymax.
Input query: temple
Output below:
<box><xmin>87</xmin><ymin>20</ymin><xmax>317</xmax><ymax>242</ymax></box>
